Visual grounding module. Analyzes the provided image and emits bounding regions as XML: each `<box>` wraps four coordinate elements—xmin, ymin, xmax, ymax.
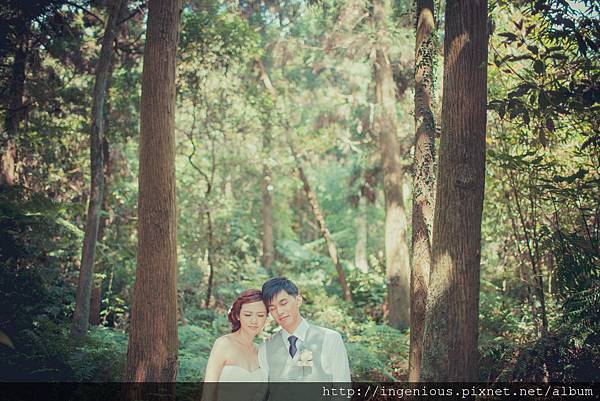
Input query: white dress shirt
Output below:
<box><xmin>258</xmin><ymin>318</ymin><xmax>351</xmax><ymax>382</ymax></box>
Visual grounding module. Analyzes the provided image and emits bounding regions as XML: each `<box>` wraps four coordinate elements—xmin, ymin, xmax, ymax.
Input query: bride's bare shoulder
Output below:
<box><xmin>212</xmin><ymin>335</ymin><xmax>234</xmax><ymax>351</ymax></box>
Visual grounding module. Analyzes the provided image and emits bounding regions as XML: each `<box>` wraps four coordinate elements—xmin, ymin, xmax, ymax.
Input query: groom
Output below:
<box><xmin>258</xmin><ymin>276</ymin><xmax>351</xmax><ymax>383</ymax></box>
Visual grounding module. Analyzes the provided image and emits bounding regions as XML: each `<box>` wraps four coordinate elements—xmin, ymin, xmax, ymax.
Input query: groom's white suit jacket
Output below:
<box><xmin>258</xmin><ymin>318</ymin><xmax>351</xmax><ymax>382</ymax></box>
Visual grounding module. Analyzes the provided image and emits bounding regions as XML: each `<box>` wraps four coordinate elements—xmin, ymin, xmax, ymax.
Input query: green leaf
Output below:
<box><xmin>545</xmin><ymin>117</ymin><xmax>555</xmax><ymax>132</ymax></box>
<box><xmin>539</xmin><ymin>91</ymin><xmax>551</xmax><ymax>109</ymax></box>
<box><xmin>533</xmin><ymin>59</ymin><xmax>545</xmax><ymax>74</ymax></box>
<box><xmin>576</xmin><ymin>33</ymin><xmax>588</xmax><ymax>56</ymax></box>
<box><xmin>498</xmin><ymin>32</ymin><xmax>517</xmax><ymax>42</ymax></box>
<box><xmin>499</xmin><ymin>103</ymin><xmax>506</xmax><ymax>119</ymax></box>
<box><xmin>553</xmin><ymin>169</ymin><xmax>588</xmax><ymax>183</ymax></box>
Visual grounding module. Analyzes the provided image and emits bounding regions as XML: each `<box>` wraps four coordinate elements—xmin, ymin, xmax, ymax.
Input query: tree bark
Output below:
<box><xmin>354</xmin><ymin>195</ymin><xmax>369</xmax><ymax>273</ymax></box>
<box><xmin>373</xmin><ymin>0</ymin><xmax>410</xmax><ymax>330</ymax></box>
<box><xmin>125</xmin><ymin>0</ymin><xmax>181</xmax><ymax>382</ymax></box>
<box><xmin>409</xmin><ymin>0</ymin><xmax>436</xmax><ymax>382</ymax></box>
<box><xmin>421</xmin><ymin>0</ymin><xmax>488</xmax><ymax>382</ymax></box>
<box><xmin>89</xmin><ymin>284</ymin><xmax>103</xmax><ymax>326</ymax></box>
<box><xmin>1</xmin><ymin>19</ymin><xmax>28</xmax><ymax>187</ymax></box>
<box><xmin>90</xmin><ymin>135</ymin><xmax>112</xmax><ymax>326</ymax></box>
<box><xmin>71</xmin><ymin>0</ymin><xmax>124</xmax><ymax>341</ymax></box>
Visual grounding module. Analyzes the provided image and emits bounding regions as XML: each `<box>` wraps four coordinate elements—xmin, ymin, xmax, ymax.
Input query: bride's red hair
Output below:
<box><xmin>227</xmin><ymin>289</ymin><xmax>263</xmax><ymax>332</ymax></box>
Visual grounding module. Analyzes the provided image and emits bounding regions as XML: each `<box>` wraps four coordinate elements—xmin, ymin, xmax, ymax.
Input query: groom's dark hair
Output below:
<box><xmin>262</xmin><ymin>277</ymin><xmax>299</xmax><ymax>306</ymax></box>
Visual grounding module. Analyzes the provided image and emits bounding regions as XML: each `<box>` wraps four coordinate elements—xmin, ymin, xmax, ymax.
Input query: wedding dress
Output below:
<box><xmin>216</xmin><ymin>365</ymin><xmax>267</xmax><ymax>401</ymax></box>
<box><xmin>218</xmin><ymin>365</ymin><xmax>265</xmax><ymax>382</ymax></box>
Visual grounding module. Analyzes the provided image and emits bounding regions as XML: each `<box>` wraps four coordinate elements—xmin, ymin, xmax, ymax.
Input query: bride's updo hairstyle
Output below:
<box><xmin>227</xmin><ymin>289</ymin><xmax>263</xmax><ymax>332</ymax></box>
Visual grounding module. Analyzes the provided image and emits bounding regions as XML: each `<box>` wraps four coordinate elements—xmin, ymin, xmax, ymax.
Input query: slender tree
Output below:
<box><xmin>239</xmin><ymin>3</ymin><xmax>277</xmax><ymax>277</ymax></box>
<box><xmin>421</xmin><ymin>0</ymin><xmax>488</xmax><ymax>381</ymax></box>
<box><xmin>351</xmin><ymin>167</ymin><xmax>378</xmax><ymax>274</ymax></box>
<box><xmin>186</xmin><ymin>133</ymin><xmax>216</xmax><ymax>308</ymax></box>
<box><xmin>409</xmin><ymin>0</ymin><xmax>436</xmax><ymax>381</ymax></box>
<box><xmin>71</xmin><ymin>0</ymin><xmax>125</xmax><ymax>341</ymax></box>
<box><xmin>373</xmin><ymin>0</ymin><xmax>411</xmax><ymax>330</ymax></box>
<box><xmin>292</xmin><ymin>147</ymin><xmax>353</xmax><ymax>302</ymax></box>
<box><xmin>261</xmin><ymin>134</ymin><xmax>275</xmax><ymax>274</ymax></box>
<box><xmin>1</xmin><ymin>17</ymin><xmax>27</xmax><ymax>187</ymax></box>
<box><xmin>125</xmin><ymin>0</ymin><xmax>181</xmax><ymax>382</ymax></box>
<box><xmin>254</xmin><ymin>58</ymin><xmax>352</xmax><ymax>301</ymax></box>
<box><xmin>90</xmin><ymin>135</ymin><xmax>112</xmax><ymax>326</ymax></box>
<box><xmin>354</xmin><ymin>194</ymin><xmax>369</xmax><ymax>273</ymax></box>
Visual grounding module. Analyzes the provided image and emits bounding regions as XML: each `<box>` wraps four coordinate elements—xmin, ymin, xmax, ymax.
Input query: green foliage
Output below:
<box><xmin>68</xmin><ymin>327</ymin><xmax>127</xmax><ymax>381</ymax></box>
<box><xmin>481</xmin><ymin>0</ymin><xmax>599</xmax><ymax>381</ymax></box>
<box><xmin>180</xmin><ymin>1</ymin><xmax>259</xmax><ymax>70</ymax></box>
<box><xmin>0</xmin><ymin>187</ymin><xmax>79</xmax><ymax>380</ymax></box>
<box><xmin>345</xmin><ymin>265</ymin><xmax>387</xmax><ymax>323</ymax></box>
<box><xmin>346</xmin><ymin>342</ymin><xmax>392</xmax><ymax>380</ymax></box>
<box><xmin>347</xmin><ymin>324</ymin><xmax>409</xmax><ymax>380</ymax></box>
<box><xmin>178</xmin><ymin>324</ymin><xmax>216</xmax><ymax>382</ymax></box>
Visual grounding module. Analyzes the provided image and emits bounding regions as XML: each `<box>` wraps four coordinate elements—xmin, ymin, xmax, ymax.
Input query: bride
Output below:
<box><xmin>201</xmin><ymin>289</ymin><xmax>268</xmax><ymax>401</ymax></box>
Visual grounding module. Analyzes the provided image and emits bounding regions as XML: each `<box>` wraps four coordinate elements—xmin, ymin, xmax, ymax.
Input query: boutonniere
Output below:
<box><xmin>297</xmin><ymin>349</ymin><xmax>313</xmax><ymax>367</ymax></box>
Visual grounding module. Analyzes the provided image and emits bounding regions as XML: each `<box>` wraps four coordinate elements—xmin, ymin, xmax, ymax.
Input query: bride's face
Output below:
<box><xmin>238</xmin><ymin>301</ymin><xmax>268</xmax><ymax>336</ymax></box>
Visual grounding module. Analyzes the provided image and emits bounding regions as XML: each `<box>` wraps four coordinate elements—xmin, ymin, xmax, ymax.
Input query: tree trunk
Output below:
<box><xmin>409</xmin><ymin>0</ymin><xmax>436</xmax><ymax>382</ymax></box>
<box><xmin>240</xmin><ymin>8</ymin><xmax>276</xmax><ymax>276</ymax></box>
<box><xmin>89</xmin><ymin>284</ymin><xmax>103</xmax><ymax>326</ymax></box>
<box><xmin>204</xmin><ymin>209</ymin><xmax>214</xmax><ymax>308</ymax></box>
<box><xmin>291</xmin><ymin>148</ymin><xmax>352</xmax><ymax>302</ymax></box>
<box><xmin>421</xmin><ymin>0</ymin><xmax>488</xmax><ymax>382</ymax></box>
<box><xmin>354</xmin><ymin>195</ymin><xmax>369</xmax><ymax>273</ymax></box>
<box><xmin>373</xmin><ymin>0</ymin><xmax>410</xmax><ymax>330</ymax></box>
<box><xmin>125</xmin><ymin>0</ymin><xmax>181</xmax><ymax>382</ymax></box>
<box><xmin>71</xmin><ymin>0</ymin><xmax>124</xmax><ymax>341</ymax></box>
<box><xmin>261</xmin><ymin>136</ymin><xmax>275</xmax><ymax>274</ymax></box>
<box><xmin>1</xmin><ymin>20</ymin><xmax>28</xmax><ymax>187</ymax></box>
<box><xmin>90</xmin><ymin>135</ymin><xmax>112</xmax><ymax>326</ymax></box>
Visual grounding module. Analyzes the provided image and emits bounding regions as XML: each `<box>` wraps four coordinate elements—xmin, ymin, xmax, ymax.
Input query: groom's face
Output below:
<box><xmin>267</xmin><ymin>290</ymin><xmax>302</xmax><ymax>332</ymax></box>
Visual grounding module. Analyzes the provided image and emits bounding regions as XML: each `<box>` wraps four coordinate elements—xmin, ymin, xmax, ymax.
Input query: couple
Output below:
<box><xmin>202</xmin><ymin>277</ymin><xmax>351</xmax><ymax>400</ymax></box>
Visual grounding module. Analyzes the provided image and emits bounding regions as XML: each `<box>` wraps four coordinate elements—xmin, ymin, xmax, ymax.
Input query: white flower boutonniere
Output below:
<box><xmin>297</xmin><ymin>349</ymin><xmax>313</xmax><ymax>367</ymax></box>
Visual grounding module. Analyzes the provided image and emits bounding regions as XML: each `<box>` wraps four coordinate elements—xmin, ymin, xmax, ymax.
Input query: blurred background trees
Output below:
<box><xmin>0</xmin><ymin>0</ymin><xmax>597</xmax><ymax>382</ymax></box>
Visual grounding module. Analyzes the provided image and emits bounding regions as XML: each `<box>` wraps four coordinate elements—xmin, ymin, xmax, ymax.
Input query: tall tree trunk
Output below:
<box><xmin>292</xmin><ymin>150</ymin><xmax>352</xmax><ymax>302</ymax></box>
<box><xmin>90</xmin><ymin>136</ymin><xmax>112</xmax><ymax>326</ymax></box>
<box><xmin>89</xmin><ymin>285</ymin><xmax>103</xmax><ymax>326</ymax></box>
<box><xmin>421</xmin><ymin>0</ymin><xmax>488</xmax><ymax>382</ymax></box>
<box><xmin>1</xmin><ymin>20</ymin><xmax>28</xmax><ymax>187</ymax></box>
<box><xmin>261</xmin><ymin>135</ymin><xmax>275</xmax><ymax>274</ymax></box>
<box><xmin>240</xmin><ymin>3</ymin><xmax>276</xmax><ymax>276</ymax></box>
<box><xmin>373</xmin><ymin>0</ymin><xmax>410</xmax><ymax>330</ymax></box>
<box><xmin>204</xmin><ymin>209</ymin><xmax>214</xmax><ymax>308</ymax></box>
<box><xmin>354</xmin><ymin>195</ymin><xmax>369</xmax><ymax>273</ymax></box>
<box><xmin>71</xmin><ymin>0</ymin><xmax>124</xmax><ymax>341</ymax></box>
<box><xmin>125</xmin><ymin>0</ymin><xmax>181</xmax><ymax>382</ymax></box>
<box><xmin>409</xmin><ymin>0</ymin><xmax>436</xmax><ymax>382</ymax></box>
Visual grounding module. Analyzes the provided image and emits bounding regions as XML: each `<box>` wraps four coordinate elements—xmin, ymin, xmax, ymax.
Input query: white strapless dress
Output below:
<box><xmin>218</xmin><ymin>365</ymin><xmax>266</xmax><ymax>382</ymax></box>
<box><xmin>216</xmin><ymin>365</ymin><xmax>267</xmax><ymax>401</ymax></box>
